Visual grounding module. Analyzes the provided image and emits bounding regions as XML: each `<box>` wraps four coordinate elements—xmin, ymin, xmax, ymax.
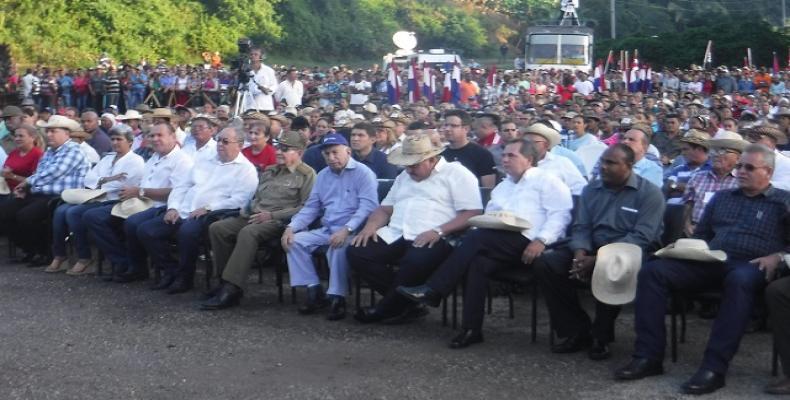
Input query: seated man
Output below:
<box><xmin>136</xmin><ymin>126</ymin><xmax>258</xmax><ymax>294</ymax></box>
<box><xmin>83</xmin><ymin>123</ymin><xmax>193</xmax><ymax>282</ymax></box>
<box><xmin>663</xmin><ymin>129</ymin><xmax>711</xmax><ymax>200</ymax></box>
<box><xmin>766</xmin><ymin>262</ymin><xmax>790</xmax><ymax>394</ymax></box>
<box><xmin>348</xmin><ymin>135</ymin><xmax>483</xmax><ymax>324</ymax></box>
<box><xmin>350</xmin><ymin>121</ymin><xmax>398</xmax><ymax>179</ymax></box>
<box><xmin>281</xmin><ymin>133</ymin><xmax>378</xmax><ymax>320</ymax></box>
<box><xmin>523</xmin><ymin>122</ymin><xmax>587</xmax><ymax>195</ymax></box>
<box><xmin>440</xmin><ymin>110</ymin><xmax>497</xmax><ymax>188</ymax></box>
<box><xmin>743</xmin><ymin>123</ymin><xmax>790</xmax><ymax>190</ymax></box>
<box><xmin>619</xmin><ymin>126</ymin><xmax>664</xmax><ymax>187</ymax></box>
<box><xmin>615</xmin><ymin>144</ymin><xmax>790</xmax><ymax>395</ymax></box>
<box><xmin>180</xmin><ymin>113</ymin><xmax>218</xmax><ymax>163</ymax></box>
<box><xmin>397</xmin><ymin>138</ymin><xmax>573</xmax><ymax>348</ymax></box>
<box><xmin>0</xmin><ymin>115</ymin><xmax>89</xmax><ymax>265</ymax></box>
<box><xmin>534</xmin><ymin>144</ymin><xmax>665</xmax><ymax>361</ymax></box>
<box><xmin>681</xmin><ymin>131</ymin><xmax>746</xmax><ymax>236</ymax></box>
<box><xmin>200</xmin><ymin>131</ymin><xmax>316</xmax><ymax>310</ymax></box>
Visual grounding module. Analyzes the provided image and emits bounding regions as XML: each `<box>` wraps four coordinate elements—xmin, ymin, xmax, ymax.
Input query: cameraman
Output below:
<box><xmin>243</xmin><ymin>47</ymin><xmax>278</xmax><ymax>113</ymax></box>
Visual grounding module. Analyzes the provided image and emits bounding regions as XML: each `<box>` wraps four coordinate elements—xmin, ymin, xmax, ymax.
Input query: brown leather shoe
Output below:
<box><xmin>765</xmin><ymin>378</ymin><xmax>790</xmax><ymax>395</ymax></box>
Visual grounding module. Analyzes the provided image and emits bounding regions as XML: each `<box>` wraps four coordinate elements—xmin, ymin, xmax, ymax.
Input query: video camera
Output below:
<box><xmin>232</xmin><ymin>37</ymin><xmax>255</xmax><ymax>86</ymax></box>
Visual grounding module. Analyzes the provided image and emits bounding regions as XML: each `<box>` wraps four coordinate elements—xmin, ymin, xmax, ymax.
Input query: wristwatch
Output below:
<box><xmin>432</xmin><ymin>227</ymin><xmax>444</xmax><ymax>237</ymax></box>
<box><xmin>138</xmin><ymin>187</ymin><xmax>145</xmax><ymax>198</ymax></box>
<box><xmin>345</xmin><ymin>226</ymin><xmax>353</xmax><ymax>234</ymax></box>
<box><xmin>536</xmin><ymin>237</ymin><xmax>548</xmax><ymax>245</ymax></box>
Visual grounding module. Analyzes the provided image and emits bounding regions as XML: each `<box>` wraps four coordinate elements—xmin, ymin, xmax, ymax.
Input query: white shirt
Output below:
<box><xmin>349</xmin><ymin>80</ymin><xmax>372</xmax><ymax>105</ymax></box>
<box><xmin>244</xmin><ymin>64</ymin><xmax>278</xmax><ymax>112</ymax></box>
<box><xmin>181</xmin><ymin>137</ymin><xmax>217</xmax><ymax>164</ymax></box>
<box><xmin>22</xmin><ymin>74</ymin><xmax>38</xmax><ymax>98</ymax></box>
<box><xmin>573</xmin><ymin>80</ymin><xmax>594</xmax><ymax>96</ymax></box>
<box><xmin>140</xmin><ymin>146</ymin><xmax>194</xmax><ymax>207</ymax></box>
<box><xmin>487</xmin><ymin>167</ymin><xmax>573</xmax><ymax>243</ymax></box>
<box><xmin>275</xmin><ymin>79</ymin><xmax>304</xmax><ymax>107</ymax></box>
<box><xmin>538</xmin><ymin>151</ymin><xmax>587</xmax><ymax>195</ymax></box>
<box><xmin>175</xmin><ymin>127</ymin><xmax>187</xmax><ymax>146</ymax></box>
<box><xmin>378</xmin><ymin>159</ymin><xmax>483</xmax><ymax>242</ymax></box>
<box><xmin>83</xmin><ymin>151</ymin><xmax>145</xmax><ymax>200</ymax></box>
<box><xmin>167</xmin><ymin>152</ymin><xmax>258</xmax><ymax>218</ymax></box>
<box><xmin>79</xmin><ymin>141</ymin><xmax>100</xmax><ymax>165</ymax></box>
<box><xmin>773</xmin><ymin>150</ymin><xmax>790</xmax><ymax>191</ymax></box>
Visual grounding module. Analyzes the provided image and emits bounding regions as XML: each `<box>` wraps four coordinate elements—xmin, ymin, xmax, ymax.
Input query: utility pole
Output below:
<box><xmin>784</xmin><ymin>0</ymin><xmax>787</xmax><ymax>28</ymax></box>
<box><xmin>610</xmin><ymin>0</ymin><xmax>616</xmax><ymax>38</ymax></box>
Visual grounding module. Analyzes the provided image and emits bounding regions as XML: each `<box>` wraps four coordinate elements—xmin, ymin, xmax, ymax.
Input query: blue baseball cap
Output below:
<box><xmin>320</xmin><ymin>133</ymin><xmax>349</xmax><ymax>149</ymax></box>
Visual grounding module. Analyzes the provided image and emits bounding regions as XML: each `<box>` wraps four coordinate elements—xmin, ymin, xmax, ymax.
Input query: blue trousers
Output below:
<box><xmin>83</xmin><ymin>205</ymin><xmax>163</xmax><ymax>273</ymax></box>
<box><xmin>633</xmin><ymin>258</ymin><xmax>765</xmax><ymax>374</ymax></box>
<box><xmin>136</xmin><ymin>212</ymin><xmax>209</xmax><ymax>280</ymax></box>
<box><xmin>52</xmin><ymin>201</ymin><xmax>113</xmax><ymax>259</ymax></box>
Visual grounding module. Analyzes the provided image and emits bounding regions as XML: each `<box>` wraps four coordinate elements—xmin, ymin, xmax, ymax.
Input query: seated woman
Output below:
<box><xmin>1</xmin><ymin>124</ymin><xmax>44</xmax><ymax>200</ymax></box>
<box><xmin>241</xmin><ymin>120</ymin><xmax>276</xmax><ymax>171</ymax></box>
<box><xmin>47</xmin><ymin>125</ymin><xmax>145</xmax><ymax>275</ymax></box>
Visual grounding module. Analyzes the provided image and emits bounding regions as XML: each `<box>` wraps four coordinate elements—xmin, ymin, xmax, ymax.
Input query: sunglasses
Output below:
<box><xmin>708</xmin><ymin>149</ymin><xmax>740</xmax><ymax>156</ymax></box>
<box><xmin>734</xmin><ymin>162</ymin><xmax>767</xmax><ymax>172</ymax></box>
<box><xmin>275</xmin><ymin>143</ymin><xmax>295</xmax><ymax>152</ymax></box>
<box><xmin>217</xmin><ymin>138</ymin><xmax>239</xmax><ymax>145</ymax></box>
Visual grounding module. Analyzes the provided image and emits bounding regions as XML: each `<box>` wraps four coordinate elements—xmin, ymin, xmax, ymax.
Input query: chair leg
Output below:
<box><xmin>487</xmin><ymin>286</ymin><xmax>493</xmax><ymax>315</ymax></box>
<box><xmin>507</xmin><ymin>293</ymin><xmax>515</xmax><ymax>319</ymax></box>
<box><xmin>96</xmin><ymin>250</ymin><xmax>104</xmax><ymax>276</ymax></box>
<box><xmin>452</xmin><ymin>287</ymin><xmax>458</xmax><ymax>330</ymax></box>
<box><xmin>291</xmin><ymin>287</ymin><xmax>297</xmax><ymax>304</ymax></box>
<box><xmin>258</xmin><ymin>264</ymin><xmax>263</xmax><ymax>284</ymax></box>
<box><xmin>773</xmin><ymin>338</ymin><xmax>780</xmax><ymax>377</ymax></box>
<box><xmin>369</xmin><ymin>287</ymin><xmax>375</xmax><ymax>307</ymax></box>
<box><xmin>276</xmin><ymin>263</ymin><xmax>284</xmax><ymax>304</ymax></box>
<box><xmin>442</xmin><ymin>296</ymin><xmax>448</xmax><ymax>327</ymax></box>
<box><xmin>355</xmin><ymin>274</ymin><xmax>362</xmax><ymax>310</ymax></box>
<box><xmin>204</xmin><ymin>252</ymin><xmax>212</xmax><ymax>290</ymax></box>
<box><xmin>530</xmin><ymin>284</ymin><xmax>538</xmax><ymax>344</ymax></box>
<box><xmin>680</xmin><ymin>301</ymin><xmax>687</xmax><ymax>344</ymax></box>
<box><xmin>671</xmin><ymin>307</ymin><xmax>678</xmax><ymax>363</ymax></box>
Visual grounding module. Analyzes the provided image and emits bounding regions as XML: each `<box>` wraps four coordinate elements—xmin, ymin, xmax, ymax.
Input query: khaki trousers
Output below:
<box><xmin>209</xmin><ymin>216</ymin><xmax>283</xmax><ymax>290</ymax></box>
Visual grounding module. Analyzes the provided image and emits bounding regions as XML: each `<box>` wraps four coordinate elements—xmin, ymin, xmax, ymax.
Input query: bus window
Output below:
<box><xmin>560</xmin><ymin>35</ymin><xmax>588</xmax><ymax>65</ymax></box>
<box><xmin>527</xmin><ymin>34</ymin><xmax>559</xmax><ymax>64</ymax></box>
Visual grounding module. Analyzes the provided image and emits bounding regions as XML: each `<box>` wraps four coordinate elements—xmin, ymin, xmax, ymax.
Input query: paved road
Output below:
<box><xmin>0</xmin><ymin>251</ymin><xmax>778</xmax><ymax>399</ymax></box>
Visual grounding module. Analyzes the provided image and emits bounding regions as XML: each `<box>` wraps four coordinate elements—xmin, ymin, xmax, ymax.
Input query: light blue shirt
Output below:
<box><xmin>634</xmin><ymin>157</ymin><xmax>664</xmax><ymax>188</ymax></box>
<box><xmin>551</xmin><ymin>145</ymin><xmax>587</xmax><ymax>177</ymax></box>
<box><xmin>566</xmin><ymin>133</ymin><xmax>599</xmax><ymax>152</ymax></box>
<box><xmin>289</xmin><ymin>157</ymin><xmax>378</xmax><ymax>233</ymax></box>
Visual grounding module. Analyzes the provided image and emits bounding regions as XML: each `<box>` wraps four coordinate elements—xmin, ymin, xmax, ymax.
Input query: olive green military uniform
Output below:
<box><xmin>209</xmin><ymin>161</ymin><xmax>316</xmax><ymax>289</ymax></box>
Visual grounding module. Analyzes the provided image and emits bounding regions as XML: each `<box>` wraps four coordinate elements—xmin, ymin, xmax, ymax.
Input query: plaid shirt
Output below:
<box><xmin>27</xmin><ymin>140</ymin><xmax>89</xmax><ymax>195</ymax></box>
<box><xmin>695</xmin><ymin>187</ymin><xmax>790</xmax><ymax>261</ymax></box>
<box><xmin>682</xmin><ymin>169</ymin><xmax>738</xmax><ymax>223</ymax></box>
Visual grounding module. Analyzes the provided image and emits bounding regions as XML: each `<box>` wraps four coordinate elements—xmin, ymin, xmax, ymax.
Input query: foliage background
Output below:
<box><xmin>0</xmin><ymin>0</ymin><xmax>789</xmax><ymax>68</ymax></box>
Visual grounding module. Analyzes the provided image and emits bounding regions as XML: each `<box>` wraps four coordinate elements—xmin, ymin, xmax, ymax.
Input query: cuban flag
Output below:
<box><xmin>593</xmin><ymin>60</ymin><xmax>603</xmax><ymax>92</ymax></box>
<box><xmin>408</xmin><ymin>59</ymin><xmax>421</xmax><ymax>103</ymax></box>
<box><xmin>387</xmin><ymin>63</ymin><xmax>400</xmax><ymax>105</ymax></box>
<box><xmin>422</xmin><ymin>62</ymin><xmax>435</xmax><ymax>104</ymax></box>
<box><xmin>450</xmin><ymin>58</ymin><xmax>461</xmax><ymax>104</ymax></box>
<box><xmin>629</xmin><ymin>59</ymin><xmax>641</xmax><ymax>93</ymax></box>
<box><xmin>642</xmin><ymin>65</ymin><xmax>652</xmax><ymax>93</ymax></box>
<box><xmin>622</xmin><ymin>53</ymin><xmax>630</xmax><ymax>93</ymax></box>
<box><xmin>441</xmin><ymin>58</ymin><xmax>461</xmax><ymax>104</ymax></box>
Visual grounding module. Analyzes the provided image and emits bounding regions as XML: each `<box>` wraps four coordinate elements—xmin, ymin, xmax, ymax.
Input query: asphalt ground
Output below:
<box><xmin>0</xmin><ymin>246</ymin><xmax>779</xmax><ymax>400</ymax></box>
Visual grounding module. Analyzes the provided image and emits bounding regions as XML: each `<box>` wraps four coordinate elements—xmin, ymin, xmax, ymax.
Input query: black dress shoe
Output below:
<box><xmin>166</xmin><ymin>277</ymin><xmax>194</xmax><ymax>295</ymax></box>
<box><xmin>681</xmin><ymin>369</ymin><xmax>725</xmax><ymax>395</ymax></box>
<box><xmin>199</xmin><ymin>283</ymin><xmax>242</xmax><ymax>310</ymax></box>
<box><xmin>765</xmin><ymin>378</ymin><xmax>790</xmax><ymax>394</ymax></box>
<box><xmin>198</xmin><ymin>285</ymin><xmax>224</xmax><ymax>301</ymax></box>
<box><xmin>114</xmin><ymin>269</ymin><xmax>149</xmax><ymax>283</ymax></box>
<box><xmin>28</xmin><ymin>254</ymin><xmax>50</xmax><ymax>267</ymax></box>
<box><xmin>381</xmin><ymin>304</ymin><xmax>429</xmax><ymax>325</ymax></box>
<box><xmin>588</xmin><ymin>339</ymin><xmax>611</xmax><ymax>360</ymax></box>
<box><xmin>614</xmin><ymin>358</ymin><xmax>664</xmax><ymax>380</ymax></box>
<box><xmin>551</xmin><ymin>333</ymin><xmax>592</xmax><ymax>354</ymax></box>
<box><xmin>449</xmin><ymin>329</ymin><xmax>483</xmax><ymax>349</ymax></box>
<box><xmin>326</xmin><ymin>296</ymin><xmax>346</xmax><ymax>321</ymax></box>
<box><xmin>396</xmin><ymin>285</ymin><xmax>442</xmax><ymax>307</ymax></box>
<box><xmin>298</xmin><ymin>284</ymin><xmax>329</xmax><ymax>315</ymax></box>
<box><xmin>353</xmin><ymin>306</ymin><xmax>389</xmax><ymax>324</ymax></box>
<box><xmin>150</xmin><ymin>275</ymin><xmax>176</xmax><ymax>291</ymax></box>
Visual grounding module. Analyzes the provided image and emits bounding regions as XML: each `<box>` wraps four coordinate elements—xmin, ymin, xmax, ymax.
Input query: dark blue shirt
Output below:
<box><xmin>302</xmin><ymin>144</ymin><xmax>327</xmax><ymax>173</ymax></box>
<box><xmin>695</xmin><ymin>186</ymin><xmax>790</xmax><ymax>261</ymax></box>
<box><xmin>353</xmin><ymin>149</ymin><xmax>398</xmax><ymax>179</ymax></box>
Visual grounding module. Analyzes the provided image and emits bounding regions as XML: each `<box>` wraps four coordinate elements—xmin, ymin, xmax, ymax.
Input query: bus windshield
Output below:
<box><xmin>527</xmin><ymin>34</ymin><xmax>589</xmax><ymax>66</ymax></box>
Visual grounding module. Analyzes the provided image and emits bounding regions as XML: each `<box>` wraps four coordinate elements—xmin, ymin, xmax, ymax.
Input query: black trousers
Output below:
<box><xmin>347</xmin><ymin>236</ymin><xmax>453</xmax><ymax>316</ymax></box>
<box><xmin>0</xmin><ymin>194</ymin><xmax>57</xmax><ymax>255</ymax></box>
<box><xmin>533</xmin><ymin>245</ymin><xmax>621</xmax><ymax>343</ymax></box>
<box><xmin>766</xmin><ymin>276</ymin><xmax>790</xmax><ymax>377</ymax></box>
<box><xmin>427</xmin><ymin>229</ymin><xmax>529</xmax><ymax>330</ymax></box>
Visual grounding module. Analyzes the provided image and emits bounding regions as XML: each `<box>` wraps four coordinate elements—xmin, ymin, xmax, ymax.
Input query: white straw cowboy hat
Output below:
<box><xmin>147</xmin><ymin>108</ymin><xmax>181</xmax><ymax>121</ymax></box>
<box><xmin>592</xmin><ymin>243</ymin><xmax>643</xmax><ymax>305</ymax></box>
<box><xmin>61</xmin><ymin>188</ymin><xmax>107</xmax><ymax>205</ymax></box>
<box><xmin>469</xmin><ymin>211</ymin><xmax>532</xmax><ymax>232</ymax></box>
<box><xmin>655</xmin><ymin>238</ymin><xmax>727</xmax><ymax>263</ymax></box>
<box><xmin>44</xmin><ymin>115</ymin><xmax>81</xmax><ymax>131</ymax></box>
<box><xmin>111</xmin><ymin>197</ymin><xmax>154</xmax><ymax>219</ymax></box>
<box><xmin>387</xmin><ymin>134</ymin><xmax>444</xmax><ymax>166</ymax></box>
<box><xmin>708</xmin><ymin>131</ymin><xmax>749</xmax><ymax>153</ymax></box>
<box><xmin>524</xmin><ymin>123</ymin><xmax>562</xmax><ymax>149</ymax></box>
<box><xmin>116</xmin><ymin>109</ymin><xmax>143</xmax><ymax>121</ymax></box>
<box><xmin>679</xmin><ymin>129</ymin><xmax>712</xmax><ymax>149</ymax></box>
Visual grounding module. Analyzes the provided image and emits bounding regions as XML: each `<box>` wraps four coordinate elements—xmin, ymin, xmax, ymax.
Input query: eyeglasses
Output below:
<box><xmin>275</xmin><ymin>143</ymin><xmax>295</xmax><ymax>152</ymax></box>
<box><xmin>734</xmin><ymin>162</ymin><xmax>768</xmax><ymax>172</ymax></box>
<box><xmin>709</xmin><ymin>149</ymin><xmax>740</xmax><ymax>156</ymax></box>
<box><xmin>217</xmin><ymin>138</ymin><xmax>239</xmax><ymax>145</ymax></box>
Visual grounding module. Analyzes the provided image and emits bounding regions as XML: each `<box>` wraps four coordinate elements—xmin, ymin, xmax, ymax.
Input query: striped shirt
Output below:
<box><xmin>27</xmin><ymin>140</ymin><xmax>89</xmax><ymax>195</ymax></box>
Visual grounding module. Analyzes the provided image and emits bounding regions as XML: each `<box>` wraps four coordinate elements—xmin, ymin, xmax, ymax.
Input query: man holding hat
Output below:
<box><xmin>348</xmin><ymin>135</ymin><xmax>483</xmax><ymax>325</ymax></box>
<box><xmin>681</xmin><ymin>131</ymin><xmax>746</xmax><ymax>235</ymax></box>
<box><xmin>664</xmin><ymin>129</ymin><xmax>711</xmax><ymax>199</ymax></box>
<box><xmin>181</xmin><ymin>114</ymin><xmax>218</xmax><ymax>163</ymax></box>
<box><xmin>396</xmin><ymin>138</ymin><xmax>572</xmax><ymax>348</ymax></box>
<box><xmin>281</xmin><ymin>133</ymin><xmax>378</xmax><ymax>320</ymax></box>
<box><xmin>617</xmin><ymin>144</ymin><xmax>790</xmax><ymax>395</ymax></box>
<box><xmin>743</xmin><ymin>123</ymin><xmax>790</xmax><ymax>190</ymax></box>
<box><xmin>0</xmin><ymin>115</ymin><xmax>89</xmax><ymax>265</ymax></box>
<box><xmin>201</xmin><ymin>131</ymin><xmax>316</xmax><ymax>310</ymax></box>
<box><xmin>534</xmin><ymin>144</ymin><xmax>665</xmax><ymax>361</ymax></box>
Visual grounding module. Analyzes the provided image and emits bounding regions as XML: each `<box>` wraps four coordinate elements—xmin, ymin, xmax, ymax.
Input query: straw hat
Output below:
<box><xmin>523</xmin><ymin>123</ymin><xmax>562</xmax><ymax>148</ymax></box>
<box><xmin>117</xmin><ymin>110</ymin><xmax>143</xmax><ymax>121</ymax></box>
<box><xmin>61</xmin><ymin>188</ymin><xmax>107</xmax><ymax>205</ymax></box>
<box><xmin>191</xmin><ymin>113</ymin><xmax>220</xmax><ymax>126</ymax></box>
<box><xmin>147</xmin><ymin>108</ymin><xmax>180</xmax><ymax>121</ymax></box>
<box><xmin>680</xmin><ymin>129</ymin><xmax>712</xmax><ymax>149</ymax></box>
<box><xmin>69</xmin><ymin>128</ymin><xmax>91</xmax><ymax>140</ymax></box>
<box><xmin>468</xmin><ymin>211</ymin><xmax>532</xmax><ymax>232</ymax></box>
<box><xmin>111</xmin><ymin>197</ymin><xmax>154</xmax><ymax>219</ymax></box>
<box><xmin>387</xmin><ymin>134</ymin><xmax>444</xmax><ymax>166</ymax></box>
<box><xmin>749</xmin><ymin>124</ymin><xmax>788</xmax><ymax>145</ymax></box>
<box><xmin>44</xmin><ymin>115</ymin><xmax>81</xmax><ymax>131</ymax></box>
<box><xmin>655</xmin><ymin>238</ymin><xmax>727</xmax><ymax>263</ymax></box>
<box><xmin>591</xmin><ymin>243</ymin><xmax>643</xmax><ymax>305</ymax></box>
<box><xmin>708</xmin><ymin>131</ymin><xmax>749</xmax><ymax>152</ymax></box>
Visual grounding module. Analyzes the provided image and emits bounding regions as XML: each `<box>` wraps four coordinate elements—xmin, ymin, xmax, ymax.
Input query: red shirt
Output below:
<box><xmin>242</xmin><ymin>145</ymin><xmax>276</xmax><ymax>170</ymax></box>
<box><xmin>3</xmin><ymin>146</ymin><xmax>44</xmax><ymax>190</ymax></box>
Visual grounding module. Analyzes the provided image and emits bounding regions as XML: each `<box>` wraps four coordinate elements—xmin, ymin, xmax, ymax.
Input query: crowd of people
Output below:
<box><xmin>1</xmin><ymin>47</ymin><xmax>790</xmax><ymax>396</ymax></box>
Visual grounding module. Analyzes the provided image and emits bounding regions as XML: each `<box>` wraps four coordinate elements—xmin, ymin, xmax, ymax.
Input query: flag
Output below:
<box><xmin>387</xmin><ymin>63</ymin><xmax>400</xmax><ymax>105</ymax></box>
<box><xmin>703</xmin><ymin>40</ymin><xmax>713</xmax><ymax>70</ymax></box>
<box><xmin>622</xmin><ymin>51</ymin><xmax>630</xmax><ymax>93</ymax></box>
<box><xmin>773</xmin><ymin>51</ymin><xmax>780</xmax><ymax>76</ymax></box>
<box><xmin>407</xmin><ymin>59</ymin><xmax>420</xmax><ymax>103</ymax></box>
<box><xmin>450</xmin><ymin>58</ymin><xmax>461</xmax><ymax>104</ymax></box>
<box><xmin>629</xmin><ymin>56</ymin><xmax>641</xmax><ymax>93</ymax></box>
<box><xmin>601</xmin><ymin>50</ymin><xmax>613</xmax><ymax>93</ymax></box>
<box><xmin>641</xmin><ymin>65</ymin><xmax>652</xmax><ymax>93</ymax></box>
<box><xmin>593</xmin><ymin>60</ymin><xmax>603</xmax><ymax>92</ymax></box>
<box><xmin>748</xmin><ymin>47</ymin><xmax>753</xmax><ymax>68</ymax></box>
<box><xmin>422</xmin><ymin>62</ymin><xmax>435</xmax><ymax>104</ymax></box>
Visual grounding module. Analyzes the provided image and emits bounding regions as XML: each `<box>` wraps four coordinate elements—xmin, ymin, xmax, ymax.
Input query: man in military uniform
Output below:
<box><xmin>200</xmin><ymin>131</ymin><xmax>316</xmax><ymax>310</ymax></box>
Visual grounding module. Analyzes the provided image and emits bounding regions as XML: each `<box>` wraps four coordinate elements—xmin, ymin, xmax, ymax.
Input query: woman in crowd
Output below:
<box><xmin>241</xmin><ymin>120</ymin><xmax>276</xmax><ymax>170</ymax></box>
<box><xmin>46</xmin><ymin>125</ymin><xmax>145</xmax><ymax>275</ymax></box>
<box><xmin>1</xmin><ymin>124</ymin><xmax>44</xmax><ymax>199</ymax></box>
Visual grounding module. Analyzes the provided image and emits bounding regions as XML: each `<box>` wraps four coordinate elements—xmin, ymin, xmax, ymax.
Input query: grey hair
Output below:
<box><xmin>220</xmin><ymin>126</ymin><xmax>246</xmax><ymax>143</ymax></box>
<box><xmin>510</xmin><ymin>138</ymin><xmax>540</xmax><ymax>167</ymax></box>
<box><xmin>744</xmin><ymin>143</ymin><xmax>776</xmax><ymax>170</ymax></box>
<box><xmin>109</xmin><ymin>124</ymin><xmax>134</xmax><ymax>143</ymax></box>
